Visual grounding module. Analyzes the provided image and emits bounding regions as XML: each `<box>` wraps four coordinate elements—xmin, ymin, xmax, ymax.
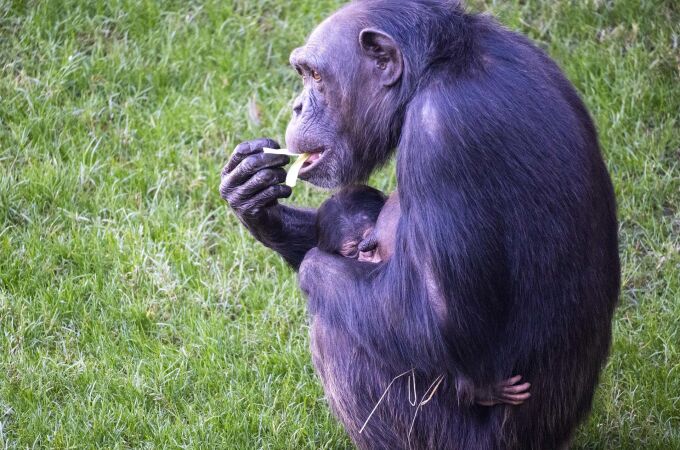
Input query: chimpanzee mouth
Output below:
<box><xmin>299</xmin><ymin>149</ymin><xmax>325</xmax><ymax>175</ymax></box>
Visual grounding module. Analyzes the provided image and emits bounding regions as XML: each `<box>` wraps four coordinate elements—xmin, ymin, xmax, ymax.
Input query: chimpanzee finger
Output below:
<box><xmin>226</xmin><ymin>168</ymin><xmax>287</xmax><ymax>207</ymax></box>
<box><xmin>224</xmin><ymin>138</ymin><xmax>280</xmax><ymax>175</ymax></box>
<box><xmin>500</xmin><ymin>375</ymin><xmax>523</xmax><ymax>386</ymax></box>
<box><xmin>500</xmin><ymin>392</ymin><xmax>531</xmax><ymax>405</ymax></box>
<box><xmin>358</xmin><ymin>235</ymin><xmax>378</xmax><ymax>253</ymax></box>
<box><xmin>241</xmin><ymin>185</ymin><xmax>292</xmax><ymax>217</ymax></box>
<box><xmin>223</xmin><ymin>152</ymin><xmax>290</xmax><ymax>190</ymax></box>
<box><xmin>222</xmin><ymin>142</ymin><xmax>258</xmax><ymax>177</ymax></box>
<box><xmin>502</xmin><ymin>382</ymin><xmax>531</xmax><ymax>394</ymax></box>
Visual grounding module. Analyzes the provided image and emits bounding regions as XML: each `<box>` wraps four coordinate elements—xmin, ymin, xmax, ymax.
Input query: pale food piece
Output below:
<box><xmin>262</xmin><ymin>147</ymin><xmax>298</xmax><ymax>156</ymax></box>
<box><xmin>284</xmin><ymin>153</ymin><xmax>311</xmax><ymax>187</ymax></box>
<box><xmin>263</xmin><ymin>147</ymin><xmax>310</xmax><ymax>187</ymax></box>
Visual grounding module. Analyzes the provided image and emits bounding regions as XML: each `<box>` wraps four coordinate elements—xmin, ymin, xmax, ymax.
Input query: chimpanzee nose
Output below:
<box><xmin>293</xmin><ymin>99</ymin><xmax>303</xmax><ymax>116</ymax></box>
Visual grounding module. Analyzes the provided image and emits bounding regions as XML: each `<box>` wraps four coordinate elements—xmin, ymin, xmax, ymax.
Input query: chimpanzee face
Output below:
<box><xmin>315</xmin><ymin>185</ymin><xmax>386</xmax><ymax>258</ymax></box>
<box><xmin>284</xmin><ymin>7</ymin><xmax>404</xmax><ymax>188</ymax></box>
<box><xmin>284</xmin><ymin>33</ymin><xmax>349</xmax><ymax>189</ymax></box>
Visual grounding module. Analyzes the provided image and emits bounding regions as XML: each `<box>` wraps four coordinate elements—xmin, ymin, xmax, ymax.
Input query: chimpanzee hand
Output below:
<box><xmin>219</xmin><ymin>138</ymin><xmax>318</xmax><ymax>269</ymax></box>
<box><xmin>220</xmin><ymin>138</ymin><xmax>291</xmax><ymax>235</ymax></box>
<box><xmin>357</xmin><ymin>232</ymin><xmax>380</xmax><ymax>263</ymax></box>
<box><xmin>475</xmin><ymin>375</ymin><xmax>531</xmax><ymax>406</ymax></box>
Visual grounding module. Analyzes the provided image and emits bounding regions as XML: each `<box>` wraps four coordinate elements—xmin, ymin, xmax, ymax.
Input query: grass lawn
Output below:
<box><xmin>0</xmin><ymin>0</ymin><xmax>678</xmax><ymax>448</ymax></box>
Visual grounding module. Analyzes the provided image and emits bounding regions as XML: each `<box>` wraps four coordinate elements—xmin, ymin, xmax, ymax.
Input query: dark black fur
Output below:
<box><xmin>220</xmin><ymin>1</ymin><xmax>620</xmax><ymax>448</ymax></box>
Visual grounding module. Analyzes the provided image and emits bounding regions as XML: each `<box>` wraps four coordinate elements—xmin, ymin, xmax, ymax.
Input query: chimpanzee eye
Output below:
<box><xmin>311</xmin><ymin>70</ymin><xmax>322</xmax><ymax>82</ymax></box>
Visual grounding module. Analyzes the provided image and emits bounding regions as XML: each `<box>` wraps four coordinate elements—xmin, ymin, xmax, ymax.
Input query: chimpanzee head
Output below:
<box><xmin>316</xmin><ymin>185</ymin><xmax>386</xmax><ymax>258</ymax></box>
<box><xmin>284</xmin><ymin>3</ymin><xmax>411</xmax><ymax>188</ymax></box>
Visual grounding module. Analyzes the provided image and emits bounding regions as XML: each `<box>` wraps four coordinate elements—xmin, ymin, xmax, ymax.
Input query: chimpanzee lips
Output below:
<box><xmin>299</xmin><ymin>149</ymin><xmax>325</xmax><ymax>174</ymax></box>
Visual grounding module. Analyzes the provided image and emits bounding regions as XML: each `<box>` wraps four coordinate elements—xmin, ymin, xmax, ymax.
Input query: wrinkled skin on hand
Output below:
<box><xmin>220</xmin><ymin>138</ymin><xmax>289</xmax><ymax>225</ymax></box>
<box><xmin>220</xmin><ymin>138</ymin><xmax>317</xmax><ymax>268</ymax></box>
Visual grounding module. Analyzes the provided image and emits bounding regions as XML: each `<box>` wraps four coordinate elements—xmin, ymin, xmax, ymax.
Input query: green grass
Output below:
<box><xmin>0</xmin><ymin>0</ymin><xmax>677</xmax><ymax>448</ymax></box>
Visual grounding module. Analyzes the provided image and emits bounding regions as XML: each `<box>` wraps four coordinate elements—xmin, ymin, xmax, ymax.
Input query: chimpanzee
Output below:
<box><xmin>219</xmin><ymin>1</ymin><xmax>620</xmax><ymax>449</ymax></box>
<box><xmin>316</xmin><ymin>185</ymin><xmax>397</xmax><ymax>263</ymax></box>
<box><xmin>316</xmin><ymin>184</ymin><xmax>387</xmax><ymax>259</ymax></box>
<box><xmin>317</xmin><ymin>184</ymin><xmax>532</xmax><ymax>408</ymax></box>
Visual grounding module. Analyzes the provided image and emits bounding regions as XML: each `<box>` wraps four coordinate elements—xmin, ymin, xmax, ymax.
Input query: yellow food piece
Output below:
<box><xmin>285</xmin><ymin>153</ymin><xmax>311</xmax><ymax>187</ymax></box>
<box><xmin>262</xmin><ymin>148</ymin><xmax>310</xmax><ymax>187</ymax></box>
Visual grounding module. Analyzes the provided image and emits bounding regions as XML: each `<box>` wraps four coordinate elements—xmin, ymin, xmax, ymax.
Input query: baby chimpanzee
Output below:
<box><xmin>315</xmin><ymin>185</ymin><xmax>531</xmax><ymax>406</ymax></box>
<box><xmin>316</xmin><ymin>185</ymin><xmax>387</xmax><ymax>260</ymax></box>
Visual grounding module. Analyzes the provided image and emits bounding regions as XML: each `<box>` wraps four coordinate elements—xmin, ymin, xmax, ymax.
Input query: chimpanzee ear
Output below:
<box><xmin>359</xmin><ymin>28</ymin><xmax>403</xmax><ymax>87</ymax></box>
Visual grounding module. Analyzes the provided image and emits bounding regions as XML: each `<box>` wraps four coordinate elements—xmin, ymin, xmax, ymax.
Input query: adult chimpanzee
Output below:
<box><xmin>219</xmin><ymin>1</ymin><xmax>620</xmax><ymax>449</ymax></box>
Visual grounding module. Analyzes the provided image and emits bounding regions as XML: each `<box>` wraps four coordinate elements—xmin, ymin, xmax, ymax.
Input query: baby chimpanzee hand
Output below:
<box><xmin>475</xmin><ymin>375</ymin><xmax>531</xmax><ymax>406</ymax></box>
<box><xmin>358</xmin><ymin>233</ymin><xmax>381</xmax><ymax>263</ymax></box>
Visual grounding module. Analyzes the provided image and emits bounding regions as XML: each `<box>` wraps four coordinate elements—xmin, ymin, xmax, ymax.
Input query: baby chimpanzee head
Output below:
<box><xmin>316</xmin><ymin>185</ymin><xmax>386</xmax><ymax>259</ymax></box>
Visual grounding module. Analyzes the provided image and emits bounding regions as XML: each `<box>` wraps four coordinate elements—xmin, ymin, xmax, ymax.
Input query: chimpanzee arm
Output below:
<box><xmin>300</xmin><ymin>214</ymin><xmax>502</xmax><ymax>385</ymax></box>
<box><xmin>247</xmin><ymin>204</ymin><xmax>317</xmax><ymax>269</ymax></box>
<box><xmin>220</xmin><ymin>138</ymin><xmax>317</xmax><ymax>269</ymax></box>
<box><xmin>394</xmin><ymin>88</ymin><xmax>511</xmax><ymax>383</ymax></box>
<box><xmin>299</xmin><ymin>247</ymin><xmax>450</xmax><ymax>374</ymax></box>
